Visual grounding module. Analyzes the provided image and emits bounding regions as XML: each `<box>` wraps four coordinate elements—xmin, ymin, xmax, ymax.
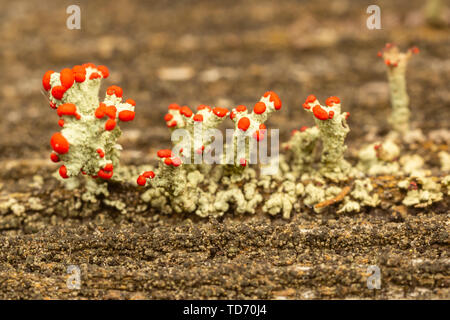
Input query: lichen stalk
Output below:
<box><xmin>378</xmin><ymin>44</ymin><xmax>419</xmax><ymax>135</ymax></box>
<box><xmin>302</xmin><ymin>95</ymin><xmax>351</xmax><ymax>181</ymax></box>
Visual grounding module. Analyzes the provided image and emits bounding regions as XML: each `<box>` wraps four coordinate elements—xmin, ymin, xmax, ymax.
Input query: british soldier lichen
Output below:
<box><xmin>137</xmin><ymin>92</ymin><xmax>282</xmax><ymax>217</ymax></box>
<box><xmin>302</xmin><ymin>95</ymin><xmax>351</xmax><ymax>181</ymax></box>
<box><xmin>137</xmin><ymin>92</ymin><xmax>281</xmax><ymax>185</ymax></box>
<box><xmin>43</xmin><ymin>63</ymin><xmax>135</xmax><ymax>180</ymax></box>
<box><xmin>40</xmin><ymin>43</ymin><xmax>445</xmax><ymax>219</ymax></box>
<box><xmin>378</xmin><ymin>44</ymin><xmax>419</xmax><ymax>135</ymax></box>
<box><xmin>228</xmin><ymin>91</ymin><xmax>281</xmax><ymax>170</ymax></box>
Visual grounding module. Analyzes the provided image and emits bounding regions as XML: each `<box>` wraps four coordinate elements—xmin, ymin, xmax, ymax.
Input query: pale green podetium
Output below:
<box><xmin>151</xmin><ymin>158</ymin><xmax>186</xmax><ymax>197</ymax></box>
<box><xmin>380</xmin><ymin>44</ymin><xmax>418</xmax><ymax>135</ymax></box>
<box><xmin>302</xmin><ymin>95</ymin><xmax>351</xmax><ymax>181</ymax></box>
<box><xmin>282</xmin><ymin>126</ymin><xmax>319</xmax><ymax>175</ymax></box>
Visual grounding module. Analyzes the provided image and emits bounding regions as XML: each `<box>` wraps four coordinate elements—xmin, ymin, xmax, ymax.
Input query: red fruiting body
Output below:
<box><xmin>231</xmin><ymin>105</ymin><xmax>246</xmax><ymax>120</ymax></box>
<box><xmin>302</xmin><ymin>103</ymin><xmax>311</xmax><ymax>110</ymax></box>
<box><xmin>213</xmin><ymin>107</ymin><xmax>228</xmax><ymax>118</ymax></box>
<box><xmin>58</xmin><ymin>119</ymin><xmax>64</xmax><ymax>127</ymax></box>
<box><xmin>171</xmin><ymin>157</ymin><xmax>182</xmax><ymax>167</ymax></box>
<box><xmin>95</xmin><ymin>103</ymin><xmax>106</xmax><ymax>118</ymax></box>
<box><xmin>106</xmin><ymin>85</ymin><xmax>123</xmax><ymax>98</ymax></box>
<box><xmin>377</xmin><ymin>51</ymin><xmax>382</xmax><ymax>57</ymax></box>
<box><xmin>385</xmin><ymin>59</ymin><xmax>390</xmax><ymax>66</ymax></box>
<box><xmin>89</xmin><ymin>72</ymin><xmax>101</xmax><ymax>80</ymax></box>
<box><xmin>168</xmin><ymin>103</ymin><xmax>180</xmax><ymax>110</ymax></box>
<box><xmin>180</xmin><ymin>106</ymin><xmax>193</xmax><ymax>117</ymax></box>
<box><xmin>259</xmin><ymin>124</ymin><xmax>266</xmax><ymax>130</ymax></box>
<box><xmin>97</xmin><ymin>65</ymin><xmax>109</xmax><ymax>78</ymax></box>
<box><xmin>103</xmin><ymin>163</ymin><xmax>113</xmax><ymax>172</ymax></box>
<box><xmin>118</xmin><ymin>110</ymin><xmax>135</xmax><ymax>122</ymax></box>
<box><xmin>300</xmin><ymin>126</ymin><xmax>308</xmax><ymax>132</ymax></box>
<box><xmin>98</xmin><ymin>169</ymin><xmax>113</xmax><ymax>179</ymax></box>
<box><xmin>253</xmin><ymin>102</ymin><xmax>266</xmax><ymax>114</ymax></box>
<box><xmin>164</xmin><ymin>158</ymin><xmax>172</xmax><ymax>166</ymax></box>
<box><xmin>263</xmin><ymin>91</ymin><xmax>282</xmax><ymax>110</ymax></box>
<box><xmin>328</xmin><ymin>111</ymin><xmax>334</xmax><ymax>119</ymax></box>
<box><xmin>239</xmin><ymin>158</ymin><xmax>247</xmax><ymax>167</ymax></box>
<box><xmin>42</xmin><ymin>70</ymin><xmax>54</xmax><ymax>91</ymax></box>
<box><xmin>50</xmin><ymin>132</ymin><xmax>70</xmax><ymax>154</ymax></box>
<box><xmin>409</xmin><ymin>181</ymin><xmax>418</xmax><ymax>190</ymax></box>
<box><xmin>143</xmin><ymin>171</ymin><xmax>155</xmax><ymax>179</ymax></box>
<box><xmin>164</xmin><ymin>113</ymin><xmax>173</xmax><ymax>121</ymax></box>
<box><xmin>57</xmin><ymin>103</ymin><xmax>78</xmax><ymax>118</ymax></box>
<box><xmin>59</xmin><ymin>165</ymin><xmax>69</xmax><ymax>179</ymax></box>
<box><xmin>74</xmin><ymin>72</ymin><xmax>86</xmax><ymax>83</ymax></box>
<box><xmin>410</xmin><ymin>46</ymin><xmax>419</xmax><ymax>54</ymax></box>
<box><xmin>51</xmin><ymin>86</ymin><xmax>66</xmax><ymax>100</ymax></box>
<box><xmin>50</xmin><ymin>153</ymin><xmax>60</xmax><ymax>162</ymax></box>
<box><xmin>137</xmin><ymin>175</ymin><xmax>147</xmax><ymax>186</ymax></box>
<box><xmin>167</xmin><ymin>120</ymin><xmax>177</xmax><ymax>127</ymax></box>
<box><xmin>291</xmin><ymin>129</ymin><xmax>298</xmax><ymax>136</ymax></box>
<box><xmin>193</xmin><ymin>114</ymin><xmax>203</xmax><ymax>122</ymax></box>
<box><xmin>105</xmin><ymin>119</ymin><xmax>116</xmax><ymax>131</ymax></box>
<box><xmin>157</xmin><ymin>149</ymin><xmax>173</xmax><ymax>158</ymax></box>
<box><xmin>82</xmin><ymin>63</ymin><xmax>96</xmax><ymax>69</ymax></box>
<box><xmin>345</xmin><ymin>112</ymin><xmax>350</xmax><ymax>120</ymax></box>
<box><xmin>72</xmin><ymin>65</ymin><xmax>84</xmax><ymax>73</ymax></box>
<box><xmin>97</xmin><ymin>148</ymin><xmax>105</xmax><ymax>158</ymax></box>
<box><xmin>305</xmin><ymin>95</ymin><xmax>316</xmax><ymax>103</ymax></box>
<box><xmin>50</xmin><ymin>101</ymin><xmax>56</xmax><ymax>109</ymax></box>
<box><xmin>197</xmin><ymin>105</ymin><xmax>211</xmax><ymax>111</ymax></box>
<box><xmin>72</xmin><ymin>65</ymin><xmax>86</xmax><ymax>83</ymax></box>
<box><xmin>312</xmin><ymin>105</ymin><xmax>329</xmax><ymax>121</ymax></box>
<box><xmin>60</xmin><ymin>68</ymin><xmax>75</xmax><ymax>89</ymax></box>
<box><xmin>236</xmin><ymin>105</ymin><xmax>247</xmax><ymax>112</ymax></box>
<box><xmin>105</xmin><ymin>105</ymin><xmax>117</xmax><ymax>119</ymax></box>
<box><xmin>126</xmin><ymin>99</ymin><xmax>136</xmax><ymax>106</ymax></box>
<box><xmin>237</xmin><ymin>117</ymin><xmax>250</xmax><ymax>131</ymax></box>
<box><xmin>325</xmin><ymin>96</ymin><xmax>340</xmax><ymax>106</ymax></box>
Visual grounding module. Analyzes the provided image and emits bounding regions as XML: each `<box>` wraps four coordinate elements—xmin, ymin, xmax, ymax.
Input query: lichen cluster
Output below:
<box><xmin>42</xmin><ymin>44</ymin><xmax>446</xmax><ymax>219</ymax></box>
<box><xmin>137</xmin><ymin>92</ymin><xmax>283</xmax><ymax>217</ymax></box>
<box><xmin>43</xmin><ymin>63</ymin><xmax>135</xmax><ymax>180</ymax></box>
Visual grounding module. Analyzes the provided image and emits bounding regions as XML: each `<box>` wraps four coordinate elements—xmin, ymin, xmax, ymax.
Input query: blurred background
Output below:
<box><xmin>0</xmin><ymin>0</ymin><xmax>448</xmax><ymax>165</ymax></box>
